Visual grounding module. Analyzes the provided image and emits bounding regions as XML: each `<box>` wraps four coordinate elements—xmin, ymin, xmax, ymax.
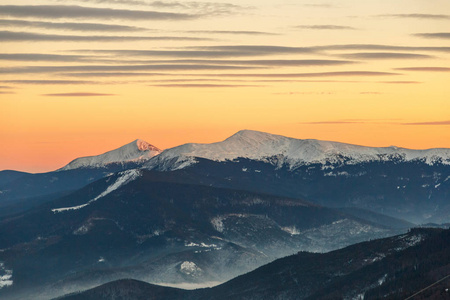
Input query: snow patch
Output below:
<box><xmin>0</xmin><ymin>262</ymin><xmax>13</xmax><ymax>289</ymax></box>
<box><xmin>395</xmin><ymin>234</ymin><xmax>424</xmax><ymax>251</ymax></box>
<box><xmin>180</xmin><ymin>261</ymin><xmax>202</xmax><ymax>276</ymax></box>
<box><xmin>282</xmin><ymin>226</ymin><xmax>301</xmax><ymax>235</ymax></box>
<box><xmin>185</xmin><ymin>242</ymin><xmax>218</xmax><ymax>248</ymax></box>
<box><xmin>211</xmin><ymin>216</ymin><xmax>225</xmax><ymax>233</ymax></box>
<box><xmin>378</xmin><ymin>274</ymin><xmax>388</xmax><ymax>286</ymax></box>
<box><xmin>52</xmin><ymin>169</ymin><xmax>142</xmax><ymax>213</ymax></box>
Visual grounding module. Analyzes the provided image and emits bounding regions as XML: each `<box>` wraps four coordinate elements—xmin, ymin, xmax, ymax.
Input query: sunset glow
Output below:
<box><xmin>1</xmin><ymin>0</ymin><xmax>449</xmax><ymax>172</ymax></box>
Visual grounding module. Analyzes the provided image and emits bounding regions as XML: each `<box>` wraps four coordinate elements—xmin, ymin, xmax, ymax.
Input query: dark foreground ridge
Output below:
<box><xmin>58</xmin><ymin>228</ymin><xmax>450</xmax><ymax>300</ymax></box>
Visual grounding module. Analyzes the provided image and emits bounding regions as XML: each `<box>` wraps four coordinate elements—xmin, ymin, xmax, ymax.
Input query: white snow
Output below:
<box><xmin>144</xmin><ymin>130</ymin><xmax>450</xmax><ymax>171</ymax></box>
<box><xmin>180</xmin><ymin>261</ymin><xmax>202</xmax><ymax>276</ymax></box>
<box><xmin>211</xmin><ymin>216</ymin><xmax>225</xmax><ymax>233</ymax></box>
<box><xmin>59</xmin><ymin>139</ymin><xmax>161</xmax><ymax>171</ymax></box>
<box><xmin>52</xmin><ymin>169</ymin><xmax>142</xmax><ymax>213</ymax></box>
<box><xmin>0</xmin><ymin>262</ymin><xmax>13</xmax><ymax>289</ymax></box>
<box><xmin>281</xmin><ymin>226</ymin><xmax>301</xmax><ymax>235</ymax></box>
<box><xmin>395</xmin><ymin>234</ymin><xmax>425</xmax><ymax>251</ymax></box>
<box><xmin>378</xmin><ymin>274</ymin><xmax>388</xmax><ymax>286</ymax></box>
<box><xmin>185</xmin><ymin>242</ymin><xmax>218</xmax><ymax>248</ymax></box>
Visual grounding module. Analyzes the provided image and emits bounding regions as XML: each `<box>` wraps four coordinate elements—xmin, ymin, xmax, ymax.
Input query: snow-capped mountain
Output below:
<box><xmin>61</xmin><ymin>139</ymin><xmax>161</xmax><ymax>171</ymax></box>
<box><xmin>145</xmin><ymin>130</ymin><xmax>450</xmax><ymax>171</ymax></box>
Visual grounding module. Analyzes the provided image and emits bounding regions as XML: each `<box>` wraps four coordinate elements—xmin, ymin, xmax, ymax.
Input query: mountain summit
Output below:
<box><xmin>60</xmin><ymin>139</ymin><xmax>161</xmax><ymax>171</ymax></box>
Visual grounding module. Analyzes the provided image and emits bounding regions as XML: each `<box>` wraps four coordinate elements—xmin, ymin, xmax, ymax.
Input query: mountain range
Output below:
<box><xmin>58</xmin><ymin>227</ymin><xmax>450</xmax><ymax>300</ymax></box>
<box><xmin>0</xmin><ymin>130</ymin><xmax>449</xmax><ymax>299</ymax></box>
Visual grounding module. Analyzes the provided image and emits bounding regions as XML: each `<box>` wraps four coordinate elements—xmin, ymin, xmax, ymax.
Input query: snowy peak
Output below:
<box><xmin>59</xmin><ymin>139</ymin><xmax>162</xmax><ymax>171</ymax></box>
<box><xmin>136</xmin><ymin>139</ymin><xmax>160</xmax><ymax>152</ymax></box>
<box><xmin>145</xmin><ymin>130</ymin><xmax>450</xmax><ymax>170</ymax></box>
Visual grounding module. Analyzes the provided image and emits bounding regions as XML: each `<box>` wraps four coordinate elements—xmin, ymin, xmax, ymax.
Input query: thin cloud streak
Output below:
<box><xmin>378</xmin><ymin>81</ymin><xmax>422</xmax><ymax>84</ymax></box>
<box><xmin>316</xmin><ymin>44</ymin><xmax>450</xmax><ymax>53</ymax></box>
<box><xmin>0</xmin><ymin>31</ymin><xmax>209</xmax><ymax>42</ymax></box>
<box><xmin>124</xmin><ymin>59</ymin><xmax>357</xmax><ymax>66</ymax></box>
<box><xmin>0</xmin><ymin>64</ymin><xmax>259</xmax><ymax>74</ymax></box>
<box><xmin>0</xmin><ymin>53</ymin><xmax>90</xmax><ymax>62</ymax></box>
<box><xmin>149</xmin><ymin>84</ymin><xmax>265</xmax><ymax>88</ymax></box>
<box><xmin>194</xmin><ymin>45</ymin><xmax>317</xmax><ymax>55</ymax></box>
<box><xmin>180</xmin><ymin>71</ymin><xmax>401</xmax><ymax>78</ymax></box>
<box><xmin>340</xmin><ymin>52</ymin><xmax>433</xmax><ymax>59</ymax></box>
<box><xmin>41</xmin><ymin>92</ymin><xmax>117</xmax><ymax>97</ymax></box>
<box><xmin>54</xmin><ymin>0</ymin><xmax>248</xmax><ymax>15</ymax></box>
<box><xmin>379</xmin><ymin>14</ymin><xmax>450</xmax><ymax>20</ymax></box>
<box><xmin>402</xmin><ymin>120</ymin><xmax>450</xmax><ymax>125</ymax></box>
<box><xmin>183</xmin><ymin>30</ymin><xmax>279</xmax><ymax>35</ymax></box>
<box><xmin>295</xmin><ymin>25</ymin><xmax>357</xmax><ymax>30</ymax></box>
<box><xmin>414</xmin><ymin>32</ymin><xmax>450</xmax><ymax>39</ymax></box>
<box><xmin>395</xmin><ymin>67</ymin><xmax>450</xmax><ymax>72</ymax></box>
<box><xmin>0</xmin><ymin>5</ymin><xmax>196</xmax><ymax>20</ymax></box>
<box><xmin>0</xmin><ymin>19</ymin><xmax>147</xmax><ymax>32</ymax></box>
<box><xmin>2</xmin><ymin>80</ymin><xmax>95</xmax><ymax>85</ymax></box>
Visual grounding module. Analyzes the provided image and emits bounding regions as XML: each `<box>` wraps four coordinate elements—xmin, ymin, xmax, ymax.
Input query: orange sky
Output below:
<box><xmin>1</xmin><ymin>0</ymin><xmax>450</xmax><ymax>172</ymax></box>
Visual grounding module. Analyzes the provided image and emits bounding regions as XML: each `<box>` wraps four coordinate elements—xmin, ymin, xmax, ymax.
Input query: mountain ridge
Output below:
<box><xmin>144</xmin><ymin>130</ymin><xmax>450</xmax><ymax>171</ymax></box>
<box><xmin>59</xmin><ymin>139</ymin><xmax>161</xmax><ymax>171</ymax></box>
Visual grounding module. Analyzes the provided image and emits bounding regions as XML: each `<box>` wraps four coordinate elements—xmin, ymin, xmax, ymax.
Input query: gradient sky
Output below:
<box><xmin>1</xmin><ymin>0</ymin><xmax>450</xmax><ymax>172</ymax></box>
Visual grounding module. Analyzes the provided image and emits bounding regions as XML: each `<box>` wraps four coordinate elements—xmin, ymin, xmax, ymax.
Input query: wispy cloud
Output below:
<box><xmin>194</xmin><ymin>45</ymin><xmax>318</xmax><ymax>55</ymax></box>
<box><xmin>414</xmin><ymin>32</ymin><xmax>450</xmax><ymax>39</ymax></box>
<box><xmin>395</xmin><ymin>67</ymin><xmax>450</xmax><ymax>72</ymax></box>
<box><xmin>295</xmin><ymin>25</ymin><xmax>357</xmax><ymax>30</ymax></box>
<box><xmin>316</xmin><ymin>44</ymin><xmax>450</xmax><ymax>53</ymax></box>
<box><xmin>183</xmin><ymin>30</ymin><xmax>279</xmax><ymax>35</ymax></box>
<box><xmin>72</xmin><ymin>46</ymin><xmax>319</xmax><ymax>58</ymax></box>
<box><xmin>2</xmin><ymin>80</ymin><xmax>95</xmax><ymax>85</ymax></box>
<box><xmin>340</xmin><ymin>52</ymin><xmax>433</xmax><ymax>59</ymax></box>
<box><xmin>0</xmin><ymin>64</ymin><xmax>258</xmax><ymax>74</ymax></box>
<box><xmin>379</xmin><ymin>14</ymin><xmax>450</xmax><ymax>20</ymax></box>
<box><xmin>378</xmin><ymin>81</ymin><xmax>422</xmax><ymax>84</ymax></box>
<box><xmin>0</xmin><ymin>5</ymin><xmax>196</xmax><ymax>20</ymax></box>
<box><xmin>41</xmin><ymin>92</ymin><xmax>117</xmax><ymax>97</ymax></box>
<box><xmin>45</xmin><ymin>1</ymin><xmax>248</xmax><ymax>16</ymax></box>
<box><xmin>0</xmin><ymin>31</ymin><xmax>209</xmax><ymax>42</ymax></box>
<box><xmin>402</xmin><ymin>120</ymin><xmax>450</xmax><ymax>125</ymax></box>
<box><xmin>126</xmin><ymin>59</ymin><xmax>356</xmax><ymax>67</ymax></box>
<box><xmin>0</xmin><ymin>53</ymin><xmax>90</xmax><ymax>62</ymax></box>
<box><xmin>0</xmin><ymin>19</ymin><xmax>147</xmax><ymax>32</ymax></box>
<box><xmin>149</xmin><ymin>84</ymin><xmax>264</xmax><ymax>88</ymax></box>
<box><xmin>60</xmin><ymin>72</ymin><xmax>167</xmax><ymax>77</ymax></box>
<box><xmin>183</xmin><ymin>71</ymin><xmax>400</xmax><ymax>78</ymax></box>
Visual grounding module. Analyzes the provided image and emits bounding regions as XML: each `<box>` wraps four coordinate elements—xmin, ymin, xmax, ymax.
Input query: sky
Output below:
<box><xmin>1</xmin><ymin>0</ymin><xmax>449</xmax><ymax>172</ymax></box>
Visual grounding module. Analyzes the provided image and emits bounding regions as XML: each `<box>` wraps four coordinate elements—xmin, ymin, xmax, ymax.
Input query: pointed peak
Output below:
<box><xmin>135</xmin><ymin>139</ymin><xmax>161</xmax><ymax>152</ymax></box>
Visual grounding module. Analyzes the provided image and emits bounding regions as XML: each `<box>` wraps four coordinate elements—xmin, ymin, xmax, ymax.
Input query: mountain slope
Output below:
<box><xmin>0</xmin><ymin>170</ymin><xmax>402</xmax><ymax>300</ymax></box>
<box><xmin>60</xmin><ymin>139</ymin><xmax>161</xmax><ymax>171</ymax></box>
<box><xmin>0</xmin><ymin>170</ymin><xmax>29</xmax><ymax>186</ymax></box>
<box><xmin>57</xmin><ymin>228</ymin><xmax>450</xmax><ymax>300</ymax></box>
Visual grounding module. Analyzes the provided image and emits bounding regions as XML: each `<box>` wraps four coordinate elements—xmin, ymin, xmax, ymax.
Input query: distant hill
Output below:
<box><xmin>57</xmin><ymin>228</ymin><xmax>450</xmax><ymax>300</ymax></box>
